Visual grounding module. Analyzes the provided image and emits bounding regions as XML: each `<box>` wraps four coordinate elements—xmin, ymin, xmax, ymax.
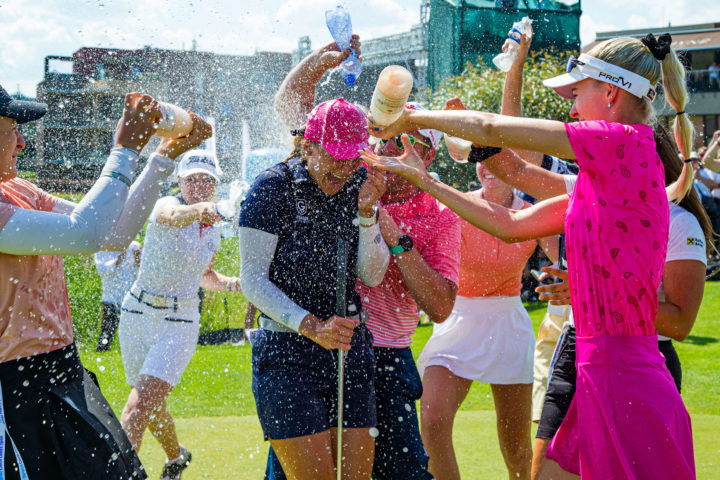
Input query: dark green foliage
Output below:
<box><xmin>424</xmin><ymin>49</ymin><xmax>575</xmax><ymax>190</ymax></box>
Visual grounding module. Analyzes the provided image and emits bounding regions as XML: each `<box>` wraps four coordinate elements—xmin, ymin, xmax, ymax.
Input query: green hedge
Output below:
<box><xmin>65</xmin><ymin>237</ymin><xmax>249</xmax><ymax>346</ymax></box>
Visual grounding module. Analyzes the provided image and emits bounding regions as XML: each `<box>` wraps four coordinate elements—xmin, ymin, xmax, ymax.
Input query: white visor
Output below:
<box><xmin>543</xmin><ymin>54</ymin><xmax>657</xmax><ymax>102</ymax></box>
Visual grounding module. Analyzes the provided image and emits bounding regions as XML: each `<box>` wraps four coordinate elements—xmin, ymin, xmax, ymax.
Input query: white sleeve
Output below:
<box><xmin>94</xmin><ymin>251</ymin><xmax>120</xmax><ymax>278</ymax></box>
<box><xmin>0</xmin><ymin>148</ymin><xmax>138</xmax><ymax>256</ymax></box>
<box><xmin>667</xmin><ymin>208</ymin><xmax>707</xmax><ymax>265</ymax></box>
<box><xmin>238</xmin><ymin>226</ymin><xmax>310</xmax><ymax>332</ymax></box>
<box><xmin>356</xmin><ymin>221</ymin><xmax>390</xmax><ymax>287</ymax></box>
<box><xmin>563</xmin><ymin>174</ymin><xmax>577</xmax><ymax>194</ymax></box>
<box><xmin>102</xmin><ymin>153</ymin><xmax>174</xmax><ymax>250</ymax></box>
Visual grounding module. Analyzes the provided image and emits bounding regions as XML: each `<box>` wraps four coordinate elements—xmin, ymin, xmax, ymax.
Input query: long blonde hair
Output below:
<box><xmin>587</xmin><ymin>35</ymin><xmax>693</xmax><ymax>202</ymax></box>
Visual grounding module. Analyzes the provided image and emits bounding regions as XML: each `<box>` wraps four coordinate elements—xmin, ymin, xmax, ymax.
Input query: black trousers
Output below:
<box><xmin>0</xmin><ymin>343</ymin><xmax>146</xmax><ymax>480</ymax></box>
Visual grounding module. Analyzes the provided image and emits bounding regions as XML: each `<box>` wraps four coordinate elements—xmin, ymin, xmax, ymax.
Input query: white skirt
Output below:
<box><xmin>417</xmin><ymin>295</ymin><xmax>534</xmax><ymax>384</ymax></box>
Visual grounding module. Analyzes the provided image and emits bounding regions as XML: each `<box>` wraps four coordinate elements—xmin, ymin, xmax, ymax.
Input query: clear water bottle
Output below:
<box><xmin>325</xmin><ymin>5</ymin><xmax>362</xmax><ymax>87</ymax></box>
<box><xmin>492</xmin><ymin>17</ymin><xmax>532</xmax><ymax>72</ymax></box>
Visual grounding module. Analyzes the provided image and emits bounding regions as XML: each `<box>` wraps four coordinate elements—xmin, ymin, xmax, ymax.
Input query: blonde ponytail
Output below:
<box><xmin>588</xmin><ymin>35</ymin><xmax>694</xmax><ymax>202</ymax></box>
<box><xmin>660</xmin><ymin>49</ymin><xmax>694</xmax><ymax>202</ymax></box>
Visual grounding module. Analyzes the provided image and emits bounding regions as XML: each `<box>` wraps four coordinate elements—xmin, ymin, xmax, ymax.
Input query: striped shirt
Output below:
<box><xmin>357</xmin><ymin>191</ymin><xmax>461</xmax><ymax>348</ymax></box>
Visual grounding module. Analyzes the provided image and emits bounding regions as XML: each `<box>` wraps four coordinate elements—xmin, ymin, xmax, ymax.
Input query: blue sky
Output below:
<box><xmin>1</xmin><ymin>0</ymin><xmax>719</xmax><ymax>97</ymax></box>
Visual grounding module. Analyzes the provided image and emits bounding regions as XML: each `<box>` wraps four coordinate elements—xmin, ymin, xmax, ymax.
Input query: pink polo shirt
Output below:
<box><xmin>564</xmin><ymin>121</ymin><xmax>668</xmax><ymax>337</ymax></box>
<box><xmin>0</xmin><ymin>178</ymin><xmax>73</xmax><ymax>362</ymax></box>
<box><xmin>356</xmin><ymin>191</ymin><xmax>461</xmax><ymax>348</ymax></box>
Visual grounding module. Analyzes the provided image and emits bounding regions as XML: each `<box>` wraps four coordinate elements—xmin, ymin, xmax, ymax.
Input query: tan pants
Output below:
<box><xmin>531</xmin><ymin>308</ymin><xmax>569</xmax><ymax>421</ymax></box>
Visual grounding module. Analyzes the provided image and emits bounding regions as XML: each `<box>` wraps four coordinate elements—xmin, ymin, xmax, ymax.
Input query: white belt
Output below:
<box><xmin>130</xmin><ymin>284</ymin><xmax>198</xmax><ymax>310</ymax></box>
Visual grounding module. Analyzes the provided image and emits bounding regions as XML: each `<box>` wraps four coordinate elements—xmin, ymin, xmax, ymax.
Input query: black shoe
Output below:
<box><xmin>161</xmin><ymin>446</ymin><xmax>192</xmax><ymax>480</ymax></box>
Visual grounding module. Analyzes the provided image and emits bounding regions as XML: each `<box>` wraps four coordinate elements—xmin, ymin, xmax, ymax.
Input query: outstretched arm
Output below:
<box><xmin>275</xmin><ymin>36</ymin><xmax>362</xmax><ymax>128</ymax></box>
<box><xmin>360</xmin><ymin>135</ymin><xmax>567</xmax><ymax>242</ymax></box>
<box><xmin>484</xmin><ymin>149</ymin><xmax>569</xmax><ymax>200</ymax></box>
<box><xmin>0</xmin><ymin>94</ymin><xmax>162</xmax><ymax>255</ymax></box>
<box><xmin>369</xmin><ymin>109</ymin><xmax>575</xmax><ymax>161</ymax></box>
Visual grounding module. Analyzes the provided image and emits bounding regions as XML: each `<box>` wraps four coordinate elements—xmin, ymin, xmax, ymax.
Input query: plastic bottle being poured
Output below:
<box><xmin>369</xmin><ymin>65</ymin><xmax>413</xmax><ymax>126</ymax></box>
<box><xmin>325</xmin><ymin>5</ymin><xmax>362</xmax><ymax>86</ymax></box>
<box><xmin>492</xmin><ymin>17</ymin><xmax>533</xmax><ymax>72</ymax></box>
<box><xmin>444</xmin><ymin>134</ymin><xmax>473</xmax><ymax>163</ymax></box>
<box><xmin>215</xmin><ymin>180</ymin><xmax>246</xmax><ymax>221</ymax></box>
<box><xmin>154</xmin><ymin>102</ymin><xmax>193</xmax><ymax>138</ymax></box>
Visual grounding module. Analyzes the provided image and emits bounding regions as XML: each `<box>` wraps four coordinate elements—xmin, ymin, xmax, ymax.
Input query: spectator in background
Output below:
<box><xmin>119</xmin><ymin>150</ymin><xmax>242</xmax><ymax>480</ymax></box>
<box><xmin>701</xmin><ymin>130</ymin><xmax>720</xmax><ymax>173</ymax></box>
<box><xmin>709</xmin><ymin>60</ymin><xmax>720</xmax><ymax>89</ymax></box>
<box><xmin>94</xmin><ymin>241</ymin><xmax>141</xmax><ymax>351</ymax></box>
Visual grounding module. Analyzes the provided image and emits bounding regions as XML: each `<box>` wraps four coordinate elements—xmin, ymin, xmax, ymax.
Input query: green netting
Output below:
<box><xmin>428</xmin><ymin>0</ymin><xmax>581</xmax><ymax>88</ymax></box>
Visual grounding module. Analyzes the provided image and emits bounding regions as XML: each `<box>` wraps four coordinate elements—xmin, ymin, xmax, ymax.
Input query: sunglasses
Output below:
<box><xmin>566</xmin><ymin>55</ymin><xmax>600</xmax><ymax>74</ymax></box>
<box><xmin>378</xmin><ymin>134</ymin><xmax>431</xmax><ymax>151</ymax></box>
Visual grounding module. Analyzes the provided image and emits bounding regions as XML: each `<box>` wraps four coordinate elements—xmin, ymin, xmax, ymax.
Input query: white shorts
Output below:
<box><xmin>118</xmin><ymin>292</ymin><xmax>201</xmax><ymax>387</ymax></box>
<box><xmin>417</xmin><ymin>295</ymin><xmax>534</xmax><ymax>384</ymax></box>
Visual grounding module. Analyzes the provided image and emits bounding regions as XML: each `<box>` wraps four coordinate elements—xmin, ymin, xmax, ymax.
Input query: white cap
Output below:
<box><xmin>543</xmin><ymin>54</ymin><xmax>657</xmax><ymax>102</ymax></box>
<box><xmin>405</xmin><ymin>102</ymin><xmax>441</xmax><ymax>149</ymax></box>
<box><xmin>176</xmin><ymin>149</ymin><xmax>221</xmax><ymax>182</ymax></box>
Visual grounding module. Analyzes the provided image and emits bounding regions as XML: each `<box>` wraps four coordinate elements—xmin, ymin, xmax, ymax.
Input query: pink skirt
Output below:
<box><xmin>546</xmin><ymin>334</ymin><xmax>695</xmax><ymax>479</ymax></box>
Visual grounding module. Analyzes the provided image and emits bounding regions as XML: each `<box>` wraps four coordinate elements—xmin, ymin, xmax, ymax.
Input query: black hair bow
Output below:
<box><xmin>641</xmin><ymin>33</ymin><xmax>672</xmax><ymax>61</ymax></box>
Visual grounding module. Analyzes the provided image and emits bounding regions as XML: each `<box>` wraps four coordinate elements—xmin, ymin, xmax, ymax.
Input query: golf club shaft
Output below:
<box><xmin>336</xmin><ymin>239</ymin><xmax>347</xmax><ymax>480</ymax></box>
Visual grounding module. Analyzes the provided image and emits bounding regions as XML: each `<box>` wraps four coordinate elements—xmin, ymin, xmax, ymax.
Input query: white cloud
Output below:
<box><xmin>579</xmin><ymin>13</ymin><xmax>618</xmax><ymax>46</ymax></box>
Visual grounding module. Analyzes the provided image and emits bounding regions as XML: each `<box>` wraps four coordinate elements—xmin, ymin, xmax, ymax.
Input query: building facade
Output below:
<box><xmin>36</xmin><ymin>47</ymin><xmax>292</xmax><ymax>190</ymax></box>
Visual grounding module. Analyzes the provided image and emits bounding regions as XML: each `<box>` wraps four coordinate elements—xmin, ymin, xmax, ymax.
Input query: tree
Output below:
<box><xmin>424</xmin><ymin>49</ymin><xmax>576</xmax><ymax>190</ymax></box>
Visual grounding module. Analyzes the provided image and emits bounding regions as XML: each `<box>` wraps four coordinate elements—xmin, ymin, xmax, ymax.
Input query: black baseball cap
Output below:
<box><xmin>0</xmin><ymin>84</ymin><xmax>47</xmax><ymax>124</ymax></box>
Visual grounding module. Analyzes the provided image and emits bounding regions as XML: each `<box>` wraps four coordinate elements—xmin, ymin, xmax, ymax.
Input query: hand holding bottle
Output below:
<box><xmin>492</xmin><ymin>17</ymin><xmax>533</xmax><ymax>72</ymax></box>
<box><xmin>114</xmin><ymin>93</ymin><xmax>163</xmax><ymax>154</ymax></box>
<box><xmin>317</xmin><ymin>35</ymin><xmax>363</xmax><ymax>72</ymax></box>
<box><xmin>325</xmin><ymin>5</ymin><xmax>362</xmax><ymax>86</ymax></box>
<box><xmin>155</xmin><ymin>113</ymin><xmax>213</xmax><ymax>160</ymax></box>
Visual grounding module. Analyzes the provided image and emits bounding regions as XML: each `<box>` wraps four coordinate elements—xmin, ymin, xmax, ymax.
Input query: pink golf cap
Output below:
<box><xmin>304</xmin><ymin>98</ymin><xmax>370</xmax><ymax>160</ymax></box>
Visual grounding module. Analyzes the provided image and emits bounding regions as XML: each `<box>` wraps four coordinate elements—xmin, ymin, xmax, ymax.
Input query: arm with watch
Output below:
<box><xmin>376</xmin><ymin>208</ymin><xmax>458</xmax><ymax>323</ymax></box>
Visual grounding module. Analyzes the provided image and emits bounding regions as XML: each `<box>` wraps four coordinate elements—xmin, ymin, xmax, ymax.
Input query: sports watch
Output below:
<box><xmin>389</xmin><ymin>234</ymin><xmax>414</xmax><ymax>255</ymax></box>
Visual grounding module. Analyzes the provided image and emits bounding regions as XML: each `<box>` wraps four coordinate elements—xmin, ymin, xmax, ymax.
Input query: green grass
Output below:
<box><xmin>80</xmin><ymin>284</ymin><xmax>720</xmax><ymax>479</ymax></box>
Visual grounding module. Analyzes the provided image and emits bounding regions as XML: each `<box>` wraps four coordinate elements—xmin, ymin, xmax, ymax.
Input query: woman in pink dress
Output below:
<box><xmin>361</xmin><ymin>33</ymin><xmax>696</xmax><ymax>479</ymax></box>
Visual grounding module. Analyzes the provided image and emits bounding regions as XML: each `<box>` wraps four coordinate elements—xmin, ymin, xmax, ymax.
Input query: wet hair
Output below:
<box><xmin>654</xmin><ymin>122</ymin><xmax>716</xmax><ymax>256</ymax></box>
<box><xmin>587</xmin><ymin>36</ymin><xmax>694</xmax><ymax>203</ymax></box>
<box><xmin>283</xmin><ymin>126</ymin><xmax>320</xmax><ymax>165</ymax></box>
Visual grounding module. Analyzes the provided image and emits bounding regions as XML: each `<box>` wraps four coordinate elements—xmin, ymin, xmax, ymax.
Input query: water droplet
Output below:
<box><xmin>369</xmin><ymin>427</ymin><xmax>379</xmax><ymax>438</ymax></box>
<box><xmin>22</xmin><ymin>380</ymin><xmax>29</xmax><ymax>387</ymax></box>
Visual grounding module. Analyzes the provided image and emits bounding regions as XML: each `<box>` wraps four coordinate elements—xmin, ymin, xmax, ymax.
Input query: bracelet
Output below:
<box><xmin>357</xmin><ymin>205</ymin><xmax>378</xmax><ymax>227</ymax></box>
<box><xmin>468</xmin><ymin>145</ymin><xmax>502</xmax><ymax>164</ymax></box>
<box><xmin>101</xmin><ymin>170</ymin><xmax>132</xmax><ymax>187</ymax></box>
